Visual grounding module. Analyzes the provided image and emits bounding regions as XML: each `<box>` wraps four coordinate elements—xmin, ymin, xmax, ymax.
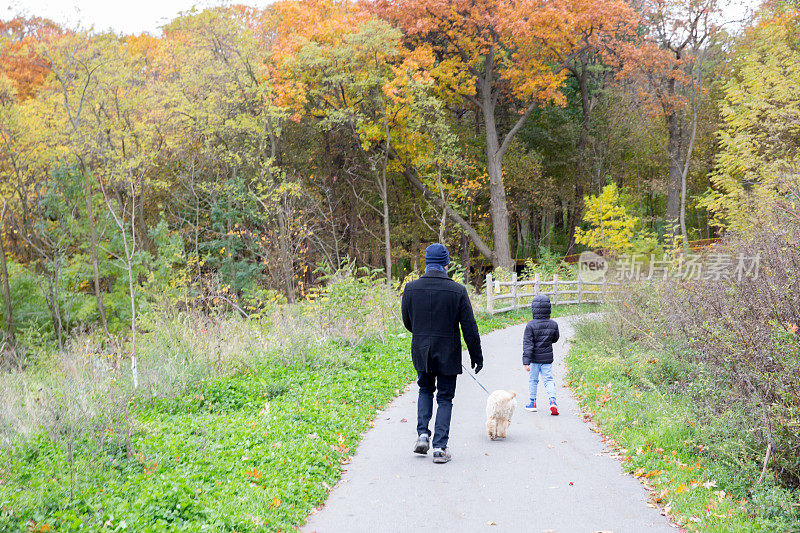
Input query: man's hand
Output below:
<box><xmin>471</xmin><ymin>361</ymin><xmax>483</xmax><ymax>374</ymax></box>
<box><xmin>524</xmin><ymin>365</ymin><xmax>530</xmax><ymax>372</ymax></box>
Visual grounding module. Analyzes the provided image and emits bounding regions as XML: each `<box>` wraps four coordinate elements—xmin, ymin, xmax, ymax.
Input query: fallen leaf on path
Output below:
<box><xmin>569</xmin><ymin>482</ymin><xmax>574</xmax><ymax>486</ymax></box>
<box><xmin>547</xmin><ymin>444</ymin><xmax>554</xmax><ymax>449</ymax></box>
<box><xmin>400</xmin><ymin>418</ymin><xmax>407</xmax><ymax>423</ymax></box>
<box><xmin>486</xmin><ymin>521</ymin><xmax>497</xmax><ymax>526</ymax></box>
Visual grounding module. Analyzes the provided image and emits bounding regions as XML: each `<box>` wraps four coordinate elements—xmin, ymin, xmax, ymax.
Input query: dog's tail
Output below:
<box><xmin>508</xmin><ymin>390</ymin><xmax>517</xmax><ymax>398</ymax></box>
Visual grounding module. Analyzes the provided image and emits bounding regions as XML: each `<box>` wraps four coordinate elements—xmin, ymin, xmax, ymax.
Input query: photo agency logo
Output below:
<box><xmin>578</xmin><ymin>251</ymin><xmax>608</xmax><ymax>281</ymax></box>
<box><xmin>597</xmin><ymin>252</ymin><xmax>761</xmax><ymax>282</ymax></box>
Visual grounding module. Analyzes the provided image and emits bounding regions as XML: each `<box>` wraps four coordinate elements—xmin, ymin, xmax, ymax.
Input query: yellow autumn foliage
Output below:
<box><xmin>574</xmin><ymin>183</ymin><xmax>639</xmax><ymax>253</ymax></box>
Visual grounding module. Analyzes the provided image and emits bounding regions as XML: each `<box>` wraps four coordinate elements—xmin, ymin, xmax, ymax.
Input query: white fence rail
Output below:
<box><xmin>485</xmin><ymin>272</ymin><xmax>620</xmax><ymax>314</ymax></box>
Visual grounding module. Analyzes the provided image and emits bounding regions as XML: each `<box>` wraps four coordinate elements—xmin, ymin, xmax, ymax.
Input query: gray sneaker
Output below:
<box><xmin>413</xmin><ymin>434</ymin><xmax>430</xmax><ymax>455</ymax></box>
<box><xmin>432</xmin><ymin>447</ymin><xmax>451</xmax><ymax>464</ymax></box>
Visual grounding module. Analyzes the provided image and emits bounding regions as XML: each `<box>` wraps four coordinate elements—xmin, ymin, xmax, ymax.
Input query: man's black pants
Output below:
<box><xmin>416</xmin><ymin>371</ymin><xmax>457</xmax><ymax>449</ymax></box>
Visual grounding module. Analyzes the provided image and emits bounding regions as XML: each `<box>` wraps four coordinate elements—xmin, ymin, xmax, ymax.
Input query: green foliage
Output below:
<box><xmin>0</xmin><ymin>259</ymin><xmax>53</xmax><ymax>349</ymax></box>
<box><xmin>308</xmin><ymin>260</ymin><xmax>393</xmax><ymax>343</ymax></box>
<box><xmin>702</xmin><ymin>6</ymin><xmax>800</xmax><ymax>231</ymax></box>
<box><xmin>568</xmin><ymin>317</ymin><xmax>800</xmax><ymax>531</ymax></box>
<box><xmin>520</xmin><ymin>247</ymin><xmax>577</xmax><ymax>280</ymax></box>
<box><xmin>0</xmin><ymin>335</ymin><xmax>415</xmax><ymax>532</ymax></box>
<box><xmin>201</xmin><ymin>177</ymin><xmax>268</xmax><ymax>296</ymax></box>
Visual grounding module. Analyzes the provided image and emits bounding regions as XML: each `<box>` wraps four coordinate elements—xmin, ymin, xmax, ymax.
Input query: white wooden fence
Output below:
<box><xmin>485</xmin><ymin>272</ymin><xmax>620</xmax><ymax>314</ymax></box>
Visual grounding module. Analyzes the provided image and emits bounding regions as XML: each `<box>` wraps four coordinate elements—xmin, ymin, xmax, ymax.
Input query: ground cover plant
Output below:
<box><xmin>0</xmin><ymin>268</ymin><xmax>591</xmax><ymax>532</ymax></box>
<box><xmin>567</xmin><ymin>317</ymin><xmax>800</xmax><ymax>532</ymax></box>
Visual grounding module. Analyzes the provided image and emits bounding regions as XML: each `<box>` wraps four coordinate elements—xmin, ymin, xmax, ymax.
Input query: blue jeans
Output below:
<box><xmin>528</xmin><ymin>363</ymin><xmax>556</xmax><ymax>401</ymax></box>
<box><xmin>416</xmin><ymin>372</ymin><xmax>457</xmax><ymax>449</ymax></box>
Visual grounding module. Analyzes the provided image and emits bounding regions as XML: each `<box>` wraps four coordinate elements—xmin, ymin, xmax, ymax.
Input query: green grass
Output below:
<box><xmin>566</xmin><ymin>318</ymin><xmax>799</xmax><ymax>532</ymax></box>
<box><xmin>1</xmin><ymin>335</ymin><xmax>413</xmax><ymax>532</ymax></box>
<box><xmin>0</xmin><ymin>304</ymin><xmax>591</xmax><ymax>532</ymax></box>
<box><xmin>474</xmin><ymin>303</ymin><xmax>598</xmax><ymax>335</ymax></box>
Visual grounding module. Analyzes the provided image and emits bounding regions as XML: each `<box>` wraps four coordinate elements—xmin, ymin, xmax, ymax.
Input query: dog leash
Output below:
<box><xmin>461</xmin><ymin>364</ymin><xmax>491</xmax><ymax>395</ymax></box>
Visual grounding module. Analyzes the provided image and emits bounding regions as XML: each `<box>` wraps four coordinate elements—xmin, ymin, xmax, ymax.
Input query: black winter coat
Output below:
<box><xmin>401</xmin><ymin>270</ymin><xmax>483</xmax><ymax>375</ymax></box>
<box><xmin>522</xmin><ymin>295</ymin><xmax>560</xmax><ymax>365</ymax></box>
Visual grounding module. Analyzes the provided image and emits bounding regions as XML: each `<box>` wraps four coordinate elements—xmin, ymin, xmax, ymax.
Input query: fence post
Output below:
<box><xmin>602</xmin><ymin>275</ymin><xmax>607</xmax><ymax>303</ymax></box>
<box><xmin>534</xmin><ymin>272</ymin><xmax>540</xmax><ymax>296</ymax></box>
<box><xmin>577</xmin><ymin>274</ymin><xmax>582</xmax><ymax>304</ymax></box>
<box><xmin>486</xmin><ymin>273</ymin><xmax>494</xmax><ymax>314</ymax></box>
<box><xmin>511</xmin><ymin>272</ymin><xmax>518</xmax><ymax>310</ymax></box>
<box><xmin>553</xmin><ymin>273</ymin><xmax>559</xmax><ymax>305</ymax></box>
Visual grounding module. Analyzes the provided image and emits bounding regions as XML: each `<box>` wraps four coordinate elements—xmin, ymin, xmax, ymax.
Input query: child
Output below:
<box><xmin>522</xmin><ymin>295</ymin><xmax>560</xmax><ymax>415</ymax></box>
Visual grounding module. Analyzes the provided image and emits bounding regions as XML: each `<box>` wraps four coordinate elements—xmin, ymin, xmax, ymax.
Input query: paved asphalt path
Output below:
<box><xmin>303</xmin><ymin>315</ymin><xmax>675</xmax><ymax>533</ymax></box>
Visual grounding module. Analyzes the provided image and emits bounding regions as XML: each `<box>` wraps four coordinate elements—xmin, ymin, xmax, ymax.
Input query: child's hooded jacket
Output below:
<box><xmin>522</xmin><ymin>295</ymin><xmax>560</xmax><ymax>365</ymax></box>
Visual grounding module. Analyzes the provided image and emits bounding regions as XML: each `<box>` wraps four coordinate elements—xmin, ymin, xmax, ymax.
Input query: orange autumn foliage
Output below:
<box><xmin>0</xmin><ymin>16</ymin><xmax>61</xmax><ymax>100</ymax></box>
<box><xmin>371</xmin><ymin>0</ymin><xmax>567</xmax><ymax>106</ymax></box>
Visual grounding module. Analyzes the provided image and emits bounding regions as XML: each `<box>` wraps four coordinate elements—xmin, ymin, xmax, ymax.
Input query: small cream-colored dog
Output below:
<box><xmin>486</xmin><ymin>390</ymin><xmax>517</xmax><ymax>440</ymax></box>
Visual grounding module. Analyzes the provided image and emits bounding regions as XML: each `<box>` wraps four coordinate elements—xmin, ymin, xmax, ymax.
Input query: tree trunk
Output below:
<box><xmin>82</xmin><ymin>166</ymin><xmax>109</xmax><ymax>334</ymax></box>
<box><xmin>0</xmin><ymin>201</ymin><xmax>16</xmax><ymax>360</ymax></box>
<box><xmin>461</xmin><ymin>230</ymin><xmax>470</xmax><ymax>286</ymax></box>
<box><xmin>475</xmin><ymin>49</ymin><xmax>515</xmax><ymax>271</ymax></box>
<box><xmin>123</xmin><ymin>218</ymin><xmax>138</xmax><ymax>389</ymax></box>
<box><xmin>541</xmin><ymin>211</ymin><xmax>552</xmax><ymax>249</ymax></box>
<box><xmin>666</xmin><ymin>110</ymin><xmax>683</xmax><ymax>237</ymax></box>
<box><xmin>277</xmin><ymin>198</ymin><xmax>295</xmax><ymax>303</ymax></box>
<box><xmin>436</xmin><ymin>166</ymin><xmax>447</xmax><ymax>243</ymax></box>
<box><xmin>402</xmin><ymin>166</ymin><xmax>493</xmax><ymax>260</ymax></box>
<box><xmin>483</xmin><ymin>109</ymin><xmax>513</xmax><ymax>270</ymax></box>
<box><xmin>412</xmin><ymin>227</ymin><xmax>420</xmax><ymax>272</ymax></box>
<box><xmin>381</xmin><ymin>113</ymin><xmax>393</xmax><ymax>283</ymax></box>
<box><xmin>48</xmin><ymin>274</ymin><xmax>64</xmax><ymax>350</ymax></box>
<box><xmin>679</xmin><ymin>65</ymin><xmax>703</xmax><ymax>249</ymax></box>
<box><xmin>518</xmin><ymin>205</ymin><xmax>532</xmax><ymax>258</ymax></box>
<box><xmin>380</xmin><ymin>179</ymin><xmax>392</xmax><ymax>283</ymax></box>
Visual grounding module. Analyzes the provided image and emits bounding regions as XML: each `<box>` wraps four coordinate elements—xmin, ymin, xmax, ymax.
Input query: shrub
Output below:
<box><xmin>575</xmin><ymin>182</ymin><xmax>639</xmax><ymax>254</ymax></box>
<box><xmin>609</xmin><ymin>185</ymin><xmax>800</xmax><ymax>499</ymax></box>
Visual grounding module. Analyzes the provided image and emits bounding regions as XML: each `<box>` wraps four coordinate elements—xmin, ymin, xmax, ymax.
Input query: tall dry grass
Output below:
<box><xmin>0</xmin><ymin>268</ymin><xmax>401</xmax><ymax>448</ymax></box>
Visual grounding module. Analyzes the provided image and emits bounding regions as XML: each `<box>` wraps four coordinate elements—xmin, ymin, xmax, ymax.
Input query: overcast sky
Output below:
<box><xmin>2</xmin><ymin>0</ymin><xmax>274</xmax><ymax>35</ymax></box>
<box><xmin>2</xmin><ymin>0</ymin><xmax>760</xmax><ymax>36</ymax></box>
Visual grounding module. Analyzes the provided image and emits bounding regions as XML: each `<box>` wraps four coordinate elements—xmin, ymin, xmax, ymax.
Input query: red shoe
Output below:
<box><xmin>549</xmin><ymin>400</ymin><xmax>559</xmax><ymax>416</ymax></box>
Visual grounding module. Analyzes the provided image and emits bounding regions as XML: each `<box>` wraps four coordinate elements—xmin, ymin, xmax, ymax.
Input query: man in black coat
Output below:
<box><xmin>401</xmin><ymin>243</ymin><xmax>483</xmax><ymax>463</ymax></box>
